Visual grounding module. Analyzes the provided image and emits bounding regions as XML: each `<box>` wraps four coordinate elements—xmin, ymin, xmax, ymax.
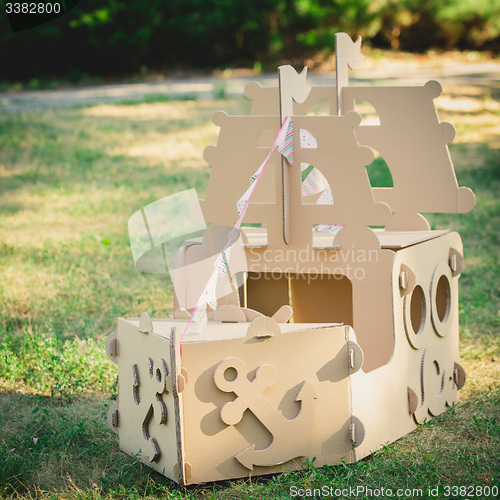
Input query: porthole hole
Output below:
<box><xmin>436</xmin><ymin>275</ymin><xmax>451</xmax><ymax>323</ymax></box>
<box><xmin>410</xmin><ymin>285</ymin><xmax>426</xmax><ymax>334</ymax></box>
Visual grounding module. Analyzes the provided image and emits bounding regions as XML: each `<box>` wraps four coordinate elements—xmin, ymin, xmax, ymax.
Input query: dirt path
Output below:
<box><xmin>1</xmin><ymin>61</ymin><xmax>499</xmax><ymax>111</ymax></box>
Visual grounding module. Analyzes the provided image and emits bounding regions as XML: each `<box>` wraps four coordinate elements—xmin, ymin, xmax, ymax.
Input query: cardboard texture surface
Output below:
<box><xmin>111</xmin><ymin>318</ymin><xmax>180</xmax><ymax>479</ymax></box>
<box><xmin>342</xmin><ymin>83</ymin><xmax>475</xmax><ymax>230</ymax></box>
<box><xmin>350</xmin><ymin>232</ymin><xmax>464</xmax><ymax>460</ymax></box>
<box><xmin>181</xmin><ymin>321</ymin><xmax>356</xmax><ymax>483</ymax></box>
<box><xmin>108</xmin><ymin>32</ymin><xmax>475</xmax><ymax>484</ymax></box>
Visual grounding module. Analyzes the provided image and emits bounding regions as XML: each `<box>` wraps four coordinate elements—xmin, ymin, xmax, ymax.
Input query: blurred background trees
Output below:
<box><xmin>1</xmin><ymin>0</ymin><xmax>499</xmax><ymax>81</ymax></box>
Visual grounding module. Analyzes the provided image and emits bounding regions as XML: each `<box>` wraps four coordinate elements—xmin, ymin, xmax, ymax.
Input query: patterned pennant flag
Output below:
<box><xmin>277</xmin><ymin>116</ymin><xmax>294</xmax><ymax>164</ymax></box>
<box><xmin>236</xmin><ymin>158</ymin><xmax>267</xmax><ymax>215</ymax></box>
<box><xmin>301</xmin><ymin>163</ymin><xmax>330</xmax><ymax>197</ymax></box>
<box><xmin>300</xmin><ymin>129</ymin><xmax>318</xmax><ymax>149</ymax></box>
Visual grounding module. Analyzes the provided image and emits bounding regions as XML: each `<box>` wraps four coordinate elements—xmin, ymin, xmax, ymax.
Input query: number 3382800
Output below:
<box><xmin>5</xmin><ymin>3</ymin><xmax>62</xmax><ymax>14</ymax></box>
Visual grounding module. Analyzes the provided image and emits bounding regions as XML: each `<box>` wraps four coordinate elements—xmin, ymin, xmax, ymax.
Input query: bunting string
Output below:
<box><xmin>181</xmin><ymin>117</ymin><xmax>294</xmax><ymax>340</ymax></box>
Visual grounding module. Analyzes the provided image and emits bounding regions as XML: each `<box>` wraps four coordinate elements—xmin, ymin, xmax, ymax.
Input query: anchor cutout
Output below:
<box><xmin>214</xmin><ymin>357</ymin><xmax>318</xmax><ymax>470</ymax></box>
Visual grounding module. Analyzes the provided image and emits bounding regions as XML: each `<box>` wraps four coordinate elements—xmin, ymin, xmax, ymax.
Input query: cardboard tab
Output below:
<box><xmin>105</xmin><ymin>331</ymin><xmax>118</xmax><ymax>362</ymax></box>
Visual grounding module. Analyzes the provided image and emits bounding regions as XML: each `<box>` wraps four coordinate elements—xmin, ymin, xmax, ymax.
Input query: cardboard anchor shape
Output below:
<box><xmin>109</xmin><ymin>311</ymin><xmax>365</xmax><ymax>484</ymax></box>
<box><xmin>213</xmin><ymin>317</ymin><xmax>319</xmax><ymax>471</ymax></box>
<box><xmin>214</xmin><ymin>358</ymin><xmax>318</xmax><ymax>470</ymax></box>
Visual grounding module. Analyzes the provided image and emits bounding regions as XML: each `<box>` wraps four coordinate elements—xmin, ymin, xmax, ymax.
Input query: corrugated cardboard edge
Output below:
<box><xmin>169</xmin><ymin>327</ymin><xmax>190</xmax><ymax>484</ymax></box>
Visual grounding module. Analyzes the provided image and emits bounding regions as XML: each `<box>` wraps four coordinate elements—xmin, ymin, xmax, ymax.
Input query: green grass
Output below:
<box><xmin>0</xmin><ymin>76</ymin><xmax>499</xmax><ymax>499</ymax></box>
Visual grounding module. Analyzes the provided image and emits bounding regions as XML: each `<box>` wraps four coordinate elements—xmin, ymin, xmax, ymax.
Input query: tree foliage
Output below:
<box><xmin>1</xmin><ymin>0</ymin><xmax>499</xmax><ymax>80</ymax></box>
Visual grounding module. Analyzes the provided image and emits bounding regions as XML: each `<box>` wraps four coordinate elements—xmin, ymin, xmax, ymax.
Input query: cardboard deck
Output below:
<box><xmin>107</xmin><ymin>32</ymin><xmax>474</xmax><ymax>484</ymax></box>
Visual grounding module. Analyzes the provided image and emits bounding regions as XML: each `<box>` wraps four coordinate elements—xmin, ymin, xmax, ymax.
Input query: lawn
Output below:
<box><xmin>0</xmin><ymin>71</ymin><xmax>499</xmax><ymax>499</ymax></box>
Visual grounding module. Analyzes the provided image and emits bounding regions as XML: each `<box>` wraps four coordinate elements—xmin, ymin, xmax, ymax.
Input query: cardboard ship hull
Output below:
<box><xmin>106</xmin><ymin>231</ymin><xmax>466</xmax><ymax>485</ymax></box>
<box><xmin>112</xmin><ymin>33</ymin><xmax>473</xmax><ymax>485</ymax></box>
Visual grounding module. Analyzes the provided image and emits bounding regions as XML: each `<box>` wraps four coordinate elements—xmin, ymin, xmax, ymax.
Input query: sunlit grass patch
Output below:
<box><xmin>0</xmin><ymin>330</ymin><xmax>117</xmax><ymax>398</ymax></box>
<box><xmin>0</xmin><ymin>394</ymin><xmax>155</xmax><ymax>497</ymax></box>
<box><xmin>0</xmin><ymin>100</ymin><xmax>230</xmax><ymax>337</ymax></box>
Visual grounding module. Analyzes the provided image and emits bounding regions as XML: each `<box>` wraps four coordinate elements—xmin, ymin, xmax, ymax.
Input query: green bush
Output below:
<box><xmin>376</xmin><ymin>0</ymin><xmax>500</xmax><ymax>50</ymax></box>
<box><xmin>1</xmin><ymin>0</ymin><xmax>499</xmax><ymax>80</ymax></box>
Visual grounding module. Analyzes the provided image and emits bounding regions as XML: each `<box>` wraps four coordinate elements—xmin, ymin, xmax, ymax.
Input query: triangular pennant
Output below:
<box><xmin>277</xmin><ymin>116</ymin><xmax>294</xmax><ymax>164</ymax></box>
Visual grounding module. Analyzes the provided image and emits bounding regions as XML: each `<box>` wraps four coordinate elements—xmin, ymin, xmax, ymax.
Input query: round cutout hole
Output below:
<box><xmin>410</xmin><ymin>285</ymin><xmax>426</xmax><ymax>334</ymax></box>
<box><xmin>224</xmin><ymin>367</ymin><xmax>238</xmax><ymax>382</ymax></box>
<box><xmin>435</xmin><ymin>275</ymin><xmax>451</xmax><ymax>323</ymax></box>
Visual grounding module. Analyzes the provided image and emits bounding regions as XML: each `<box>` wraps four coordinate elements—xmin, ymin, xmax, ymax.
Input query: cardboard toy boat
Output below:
<box><xmin>106</xmin><ymin>33</ymin><xmax>474</xmax><ymax>485</ymax></box>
